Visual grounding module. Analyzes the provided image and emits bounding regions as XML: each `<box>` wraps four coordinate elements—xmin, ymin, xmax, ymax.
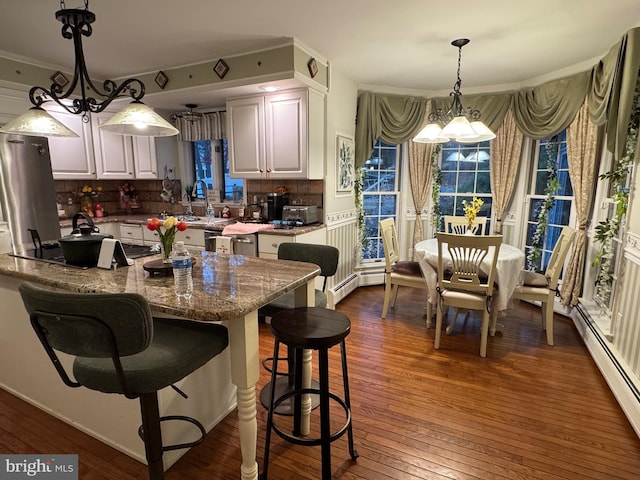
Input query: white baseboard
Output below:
<box><xmin>573</xmin><ymin>305</ymin><xmax>640</xmax><ymax>438</ymax></box>
<box><xmin>328</xmin><ymin>273</ymin><xmax>359</xmax><ymax>308</ymax></box>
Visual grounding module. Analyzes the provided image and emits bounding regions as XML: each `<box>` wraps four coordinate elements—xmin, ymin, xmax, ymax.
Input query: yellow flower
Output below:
<box><xmin>163</xmin><ymin>216</ymin><xmax>177</xmax><ymax>230</ymax></box>
<box><xmin>462</xmin><ymin>197</ymin><xmax>484</xmax><ymax>226</ymax></box>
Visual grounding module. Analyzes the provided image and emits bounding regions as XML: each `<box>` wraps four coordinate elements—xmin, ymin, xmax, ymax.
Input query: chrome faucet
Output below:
<box><xmin>194</xmin><ymin>179</ymin><xmax>209</xmax><ymax>200</ymax></box>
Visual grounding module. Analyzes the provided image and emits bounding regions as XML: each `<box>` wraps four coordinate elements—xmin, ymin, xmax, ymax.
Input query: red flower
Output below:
<box><xmin>146</xmin><ymin>218</ymin><xmax>163</xmax><ymax>231</ymax></box>
<box><xmin>176</xmin><ymin>221</ymin><xmax>188</xmax><ymax>232</ymax></box>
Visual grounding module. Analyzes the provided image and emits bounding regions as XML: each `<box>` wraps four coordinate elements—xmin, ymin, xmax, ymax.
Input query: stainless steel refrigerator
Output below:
<box><xmin>0</xmin><ymin>133</ymin><xmax>61</xmax><ymax>253</ymax></box>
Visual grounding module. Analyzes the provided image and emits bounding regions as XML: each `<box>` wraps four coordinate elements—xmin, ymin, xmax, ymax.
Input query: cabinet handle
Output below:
<box><xmin>271</xmin><ymin>243</ymin><xmax>278</xmax><ymax>248</ymax></box>
<box><xmin>267</xmin><ymin>168</ymin><xmax>272</xmax><ymax>173</ymax></box>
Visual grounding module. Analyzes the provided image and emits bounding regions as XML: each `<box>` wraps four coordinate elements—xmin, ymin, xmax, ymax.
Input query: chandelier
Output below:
<box><xmin>413</xmin><ymin>39</ymin><xmax>495</xmax><ymax>144</ymax></box>
<box><xmin>0</xmin><ymin>0</ymin><xmax>178</xmax><ymax>138</ymax></box>
<box><xmin>171</xmin><ymin>104</ymin><xmax>204</xmax><ymax>123</ymax></box>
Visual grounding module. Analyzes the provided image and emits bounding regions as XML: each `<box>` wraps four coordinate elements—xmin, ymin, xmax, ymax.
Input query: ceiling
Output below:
<box><xmin>1</xmin><ymin>0</ymin><xmax>640</xmax><ymax>113</ymax></box>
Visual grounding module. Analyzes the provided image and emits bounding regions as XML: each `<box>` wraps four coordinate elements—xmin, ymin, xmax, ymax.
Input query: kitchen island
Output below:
<box><xmin>0</xmin><ymin>251</ymin><xmax>319</xmax><ymax>479</ymax></box>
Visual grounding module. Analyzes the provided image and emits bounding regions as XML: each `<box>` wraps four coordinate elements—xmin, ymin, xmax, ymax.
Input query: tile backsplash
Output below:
<box><xmin>55</xmin><ymin>178</ymin><xmax>324</xmax><ymax>219</ymax></box>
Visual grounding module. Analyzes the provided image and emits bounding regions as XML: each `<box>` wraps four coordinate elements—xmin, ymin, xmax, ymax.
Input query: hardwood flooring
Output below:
<box><xmin>2</xmin><ymin>285</ymin><xmax>640</xmax><ymax>479</ymax></box>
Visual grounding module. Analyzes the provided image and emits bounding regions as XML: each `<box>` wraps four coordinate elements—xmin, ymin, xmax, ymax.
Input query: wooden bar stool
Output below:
<box><xmin>261</xmin><ymin>307</ymin><xmax>358</xmax><ymax>480</ymax></box>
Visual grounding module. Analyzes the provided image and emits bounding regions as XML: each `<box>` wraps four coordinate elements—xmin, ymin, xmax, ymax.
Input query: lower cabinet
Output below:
<box><xmin>258</xmin><ymin>228</ymin><xmax>327</xmax><ymax>259</ymax></box>
<box><xmin>142</xmin><ymin>227</ymin><xmax>205</xmax><ymax>250</ymax></box>
<box><xmin>119</xmin><ymin>224</ymin><xmax>144</xmax><ymax>245</ymax></box>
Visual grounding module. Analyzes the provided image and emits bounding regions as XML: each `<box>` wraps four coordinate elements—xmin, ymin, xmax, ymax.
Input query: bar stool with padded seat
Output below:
<box><xmin>261</xmin><ymin>307</ymin><xmax>358</xmax><ymax>480</ymax></box>
<box><xmin>18</xmin><ymin>281</ymin><xmax>229</xmax><ymax>480</ymax></box>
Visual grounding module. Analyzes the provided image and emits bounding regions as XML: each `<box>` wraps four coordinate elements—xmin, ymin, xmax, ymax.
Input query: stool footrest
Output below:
<box><xmin>271</xmin><ymin>388</ymin><xmax>352</xmax><ymax>447</ymax></box>
<box><xmin>138</xmin><ymin>415</ymin><xmax>207</xmax><ymax>452</ymax></box>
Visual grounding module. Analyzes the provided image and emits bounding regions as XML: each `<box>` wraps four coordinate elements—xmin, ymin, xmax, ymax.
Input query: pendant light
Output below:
<box><xmin>413</xmin><ymin>39</ymin><xmax>495</xmax><ymax>144</ymax></box>
<box><xmin>170</xmin><ymin>104</ymin><xmax>204</xmax><ymax>123</ymax></box>
<box><xmin>0</xmin><ymin>0</ymin><xmax>178</xmax><ymax>138</ymax></box>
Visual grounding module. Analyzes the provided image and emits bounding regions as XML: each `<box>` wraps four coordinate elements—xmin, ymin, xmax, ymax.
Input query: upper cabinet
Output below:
<box><xmin>47</xmin><ymin>109</ymin><xmax>96</xmax><ymax>179</ymax></box>
<box><xmin>91</xmin><ymin>112</ymin><xmax>159</xmax><ymax>180</ymax></box>
<box><xmin>47</xmin><ymin>111</ymin><xmax>161</xmax><ymax>180</ymax></box>
<box><xmin>227</xmin><ymin>88</ymin><xmax>324</xmax><ymax>180</ymax></box>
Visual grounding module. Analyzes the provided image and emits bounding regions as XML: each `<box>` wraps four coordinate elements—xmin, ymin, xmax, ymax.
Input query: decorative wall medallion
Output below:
<box><xmin>307</xmin><ymin>58</ymin><xmax>318</xmax><ymax>78</ymax></box>
<box><xmin>213</xmin><ymin>59</ymin><xmax>230</xmax><ymax>79</ymax></box>
<box><xmin>155</xmin><ymin>71</ymin><xmax>169</xmax><ymax>89</ymax></box>
<box><xmin>50</xmin><ymin>71</ymin><xmax>69</xmax><ymax>88</ymax></box>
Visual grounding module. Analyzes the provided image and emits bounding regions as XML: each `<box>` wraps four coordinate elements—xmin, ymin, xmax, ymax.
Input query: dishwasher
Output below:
<box><xmin>204</xmin><ymin>230</ymin><xmax>258</xmax><ymax>256</ymax></box>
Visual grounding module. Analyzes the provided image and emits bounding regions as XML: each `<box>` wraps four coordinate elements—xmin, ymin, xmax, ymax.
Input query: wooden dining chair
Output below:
<box><xmin>435</xmin><ymin>232</ymin><xmax>502</xmax><ymax>357</ymax></box>
<box><xmin>444</xmin><ymin>215</ymin><xmax>488</xmax><ymax>235</ymax></box>
<box><xmin>510</xmin><ymin>226</ymin><xmax>576</xmax><ymax>345</ymax></box>
<box><xmin>379</xmin><ymin>218</ymin><xmax>433</xmax><ymax>322</ymax></box>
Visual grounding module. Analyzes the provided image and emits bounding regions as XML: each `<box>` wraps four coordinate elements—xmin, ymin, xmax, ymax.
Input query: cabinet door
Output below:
<box><xmin>132</xmin><ymin>136</ymin><xmax>158</xmax><ymax>179</ymax></box>
<box><xmin>92</xmin><ymin>112</ymin><xmax>135</xmax><ymax>179</ymax></box>
<box><xmin>47</xmin><ymin>109</ymin><xmax>96</xmax><ymax>179</ymax></box>
<box><xmin>265</xmin><ymin>90</ymin><xmax>307</xmax><ymax>178</ymax></box>
<box><xmin>227</xmin><ymin>96</ymin><xmax>265</xmax><ymax>178</ymax></box>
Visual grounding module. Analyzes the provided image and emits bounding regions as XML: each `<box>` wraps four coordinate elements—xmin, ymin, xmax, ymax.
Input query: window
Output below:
<box><xmin>438</xmin><ymin>140</ymin><xmax>492</xmax><ymax>232</ymax></box>
<box><xmin>192</xmin><ymin>139</ymin><xmax>243</xmax><ymax>202</ymax></box>
<box><xmin>361</xmin><ymin>141</ymin><xmax>399</xmax><ymax>262</ymax></box>
<box><xmin>525</xmin><ymin>130</ymin><xmax>574</xmax><ymax>272</ymax></box>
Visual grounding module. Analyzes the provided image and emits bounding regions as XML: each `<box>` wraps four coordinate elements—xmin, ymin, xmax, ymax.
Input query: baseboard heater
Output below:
<box><xmin>328</xmin><ymin>273</ymin><xmax>359</xmax><ymax>308</ymax></box>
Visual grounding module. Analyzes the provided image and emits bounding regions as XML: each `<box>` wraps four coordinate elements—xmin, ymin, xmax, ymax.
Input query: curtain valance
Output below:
<box><xmin>175</xmin><ymin>111</ymin><xmax>227</xmax><ymax>142</ymax></box>
<box><xmin>355</xmin><ymin>92</ymin><xmax>427</xmax><ymax>168</ymax></box>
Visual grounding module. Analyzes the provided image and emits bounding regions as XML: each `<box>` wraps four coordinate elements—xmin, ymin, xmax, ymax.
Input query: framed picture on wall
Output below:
<box><xmin>336</xmin><ymin>133</ymin><xmax>355</xmax><ymax>196</ymax></box>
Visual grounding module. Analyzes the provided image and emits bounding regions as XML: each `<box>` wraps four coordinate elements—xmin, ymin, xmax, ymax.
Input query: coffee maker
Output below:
<box><xmin>266</xmin><ymin>193</ymin><xmax>289</xmax><ymax>222</ymax></box>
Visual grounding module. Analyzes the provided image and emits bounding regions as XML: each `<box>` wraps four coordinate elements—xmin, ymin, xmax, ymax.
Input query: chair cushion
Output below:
<box><xmin>73</xmin><ymin>317</ymin><xmax>228</xmax><ymax>395</ymax></box>
<box><xmin>392</xmin><ymin>260</ymin><xmax>422</xmax><ymax>276</ymax></box>
<box><xmin>522</xmin><ymin>270</ymin><xmax>549</xmax><ymax>287</ymax></box>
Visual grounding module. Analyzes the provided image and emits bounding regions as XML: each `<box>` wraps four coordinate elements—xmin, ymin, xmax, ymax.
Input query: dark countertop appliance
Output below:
<box><xmin>266</xmin><ymin>193</ymin><xmax>289</xmax><ymax>222</ymax></box>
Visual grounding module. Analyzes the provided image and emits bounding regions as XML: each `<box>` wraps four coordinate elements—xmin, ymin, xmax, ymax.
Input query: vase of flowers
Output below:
<box><xmin>146</xmin><ymin>216</ymin><xmax>188</xmax><ymax>264</ymax></box>
<box><xmin>74</xmin><ymin>184</ymin><xmax>102</xmax><ymax>217</ymax></box>
<box><xmin>462</xmin><ymin>196</ymin><xmax>483</xmax><ymax>234</ymax></box>
<box><xmin>118</xmin><ymin>182</ymin><xmax>135</xmax><ymax>213</ymax></box>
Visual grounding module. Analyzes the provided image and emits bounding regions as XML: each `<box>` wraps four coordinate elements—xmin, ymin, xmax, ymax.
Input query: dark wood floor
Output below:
<box><xmin>2</xmin><ymin>285</ymin><xmax>640</xmax><ymax>479</ymax></box>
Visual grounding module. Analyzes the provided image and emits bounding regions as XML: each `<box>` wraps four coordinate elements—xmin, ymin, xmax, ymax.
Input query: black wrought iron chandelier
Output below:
<box><xmin>413</xmin><ymin>38</ymin><xmax>495</xmax><ymax>144</ymax></box>
<box><xmin>171</xmin><ymin>104</ymin><xmax>204</xmax><ymax>123</ymax></box>
<box><xmin>0</xmin><ymin>0</ymin><xmax>177</xmax><ymax>137</ymax></box>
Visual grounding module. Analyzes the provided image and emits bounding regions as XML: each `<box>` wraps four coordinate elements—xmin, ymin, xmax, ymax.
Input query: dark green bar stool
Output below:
<box><xmin>19</xmin><ymin>281</ymin><xmax>229</xmax><ymax>480</ymax></box>
<box><xmin>261</xmin><ymin>307</ymin><xmax>358</xmax><ymax>480</ymax></box>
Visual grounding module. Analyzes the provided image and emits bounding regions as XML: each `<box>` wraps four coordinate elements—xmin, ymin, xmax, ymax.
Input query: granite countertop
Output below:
<box><xmin>60</xmin><ymin>215</ymin><xmax>325</xmax><ymax>236</ymax></box>
<box><xmin>0</xmin><ymin>251</ymin><xmax>319</xmax><ymax>323</ymax></box>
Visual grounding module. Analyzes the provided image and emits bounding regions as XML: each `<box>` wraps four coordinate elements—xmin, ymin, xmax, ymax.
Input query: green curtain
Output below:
<box><xmin>355</xmin><ymin>92</ymin><xmax>427</xmax><ymax>168</ymax></box>
<box><xmin>598</xmin><ymin>27</ymin><xmax>640</xmax><ymax>161</ymax></box>
<box><xmin>512</xmin><ymin>72</ymin><xmax>590</xmax><ymax>139</ymax></box>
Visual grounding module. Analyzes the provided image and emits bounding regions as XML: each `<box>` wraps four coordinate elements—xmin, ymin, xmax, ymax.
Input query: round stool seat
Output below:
<box><xmin>270</xmin><ymin>307</ymin><xmax>350</xmax><ymax>349</ymax></box>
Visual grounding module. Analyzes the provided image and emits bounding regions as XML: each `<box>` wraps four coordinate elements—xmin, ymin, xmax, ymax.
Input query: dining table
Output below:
<box><xmin>0</xmin><ymin>250</ymin><xmax>320</xmax><ymax>480</ymax></box>
<box><xmin>415</xmin><ymin>237</ymin><xmax>525</xmax><ymax>330</ymax></box>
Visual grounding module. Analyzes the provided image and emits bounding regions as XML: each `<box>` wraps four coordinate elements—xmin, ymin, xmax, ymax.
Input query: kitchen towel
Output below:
<box><xmin>222</xmin><ymin>222</ymin><xmax>272</xmax><ymax>235</ymax></box>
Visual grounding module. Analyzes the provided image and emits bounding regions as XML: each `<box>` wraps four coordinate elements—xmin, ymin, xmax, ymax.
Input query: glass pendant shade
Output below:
<box><xmin>413</xmin><ymin>123</ymin><xmax>449</xmax><ymax>143</ymax></box>
<box><xmin>99</xmin><ymin>102</ymin><xmax>179</xmax><ymax>137</ymax></box>
<box><xmin>440</xmin><ymin>116</ymin><xmax>479</xmax><ymax>139</ymax></box>
<box><xmin>0</xmin><ymin>107</ymin><xmax>79</xmax><ymax>138</ymax></box>
<box><xmin>456</xmin><ymin>121</ymin><xmax>496</xmax><ymax>143</ymax></box>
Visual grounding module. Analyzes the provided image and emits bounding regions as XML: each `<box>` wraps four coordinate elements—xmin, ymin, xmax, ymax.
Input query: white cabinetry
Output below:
<box><xmin>227</xmin><ymin>89</ymin><xmax>324</xmax><ymax>180</ymax></box>
<box><xmin>47</xmin><ymin>109</ymin><xmax>96</xmax><ymax>179</ymax></box>
<box><xmin>119</xmin><ymin>224</ymin><xmax>144</xmax><ymax>245</ymax></box>
<box><xmin>142</xmin><ymin>227</ymin><xmax>204</xmax><ymax>250</ymax></box>
<box><xmin>91</xmin><ymin>112</ymin><xmax>159</xmax><ymax>180</ymax></box>
<box><xmin>258</xmin><ymin>227</ymin><xmax>327</xmax><ymax>259</ymax></box>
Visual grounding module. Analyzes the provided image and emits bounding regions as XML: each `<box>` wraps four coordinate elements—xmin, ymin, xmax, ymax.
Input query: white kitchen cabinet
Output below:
<box><xmin>258</xmin><ymin>227</ymin><xmax>326</xmax><ymax>259</ymax></box>
<box><xmin>227</xmin><ymin>89</ymin><xmax>324</xmax><ymax>180</ymax></box>
<box><xmin>132</xmin><ymin>136</ymin><xmax>159</xmax><ymax>179</ymax></box>
<box><xmin>47</xmin><ymin>108</ymin><xmax>96</xmax><ymax>179</ymax></box>
<box><xmin>91</xmin><ymin>112</ymin><xmax>159</xmax><ymax>180</ymax></box>
<box><xmin>92</xmin><ymin>112</ymin><xmax>135</xmax><ymax>179</ymax></box>
<box><xmin>142</xmin><ymin>227</ymin><xmax>204</xmax><ymax>250</ymax></box>
<box><xmin>119</xmin><ymin>224</ymin><xmax>144</xmax><ymax>245</ymax></box>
